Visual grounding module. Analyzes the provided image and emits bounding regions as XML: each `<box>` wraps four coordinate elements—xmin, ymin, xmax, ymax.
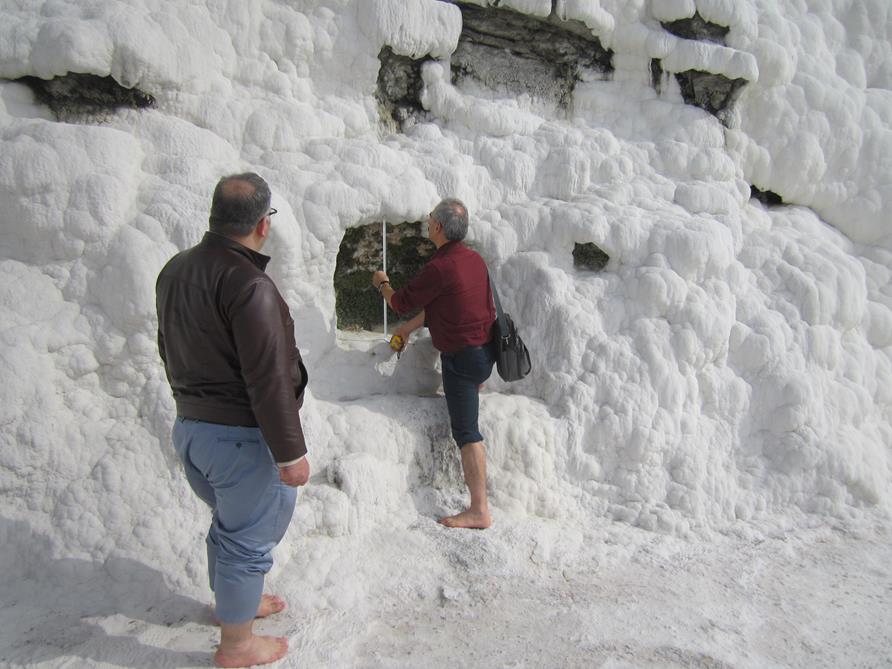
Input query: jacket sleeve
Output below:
<box><xmin>157</xmin><ymin>326</ymin><xmax>167</xmax><ymax>366</ymax></box>
<box><xmin>155</xmin><ymin>275</ymin><xmax>168</xmax><ymax>368</ymax></box>
<box><xmin>390</xmin><ymin>261</ymin><xmax>443</xmax><ymax>316</ymax></box>
<box><xmin>229</xmin><ymin>278</ymin><xmax>307</xmax><ymax>463</ymax></box>
<box><xmin>156</xmin><ymin>282</ymin><xmax>175</xmax><ymax>388</ymax></box>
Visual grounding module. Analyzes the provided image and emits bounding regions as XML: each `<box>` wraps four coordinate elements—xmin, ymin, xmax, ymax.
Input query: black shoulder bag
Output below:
<box><xmin>488</xmin><ymin>272</ymin><xmax>532</xmax><ymax>382</ymax></box>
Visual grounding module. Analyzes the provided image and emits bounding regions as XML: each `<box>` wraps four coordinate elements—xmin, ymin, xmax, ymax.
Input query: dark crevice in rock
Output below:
<box><xmin>674</xmin><ymin>70</ymin><xmax>746</xmax><ymax>126</ymax></box>
<box><xmin>376</xmin><ymin>47</ymin><xmax>430</xmax><ymax>131</ymax></box>
<box><xmin>651</xmin><ymin>59</ymin><xmax>664</xmax><ymax>93</ymax></box>
<box><xmin>456</xmin><ymin>3</ymin><xmax>613</xmax><ymax>71</ymax></box>
<box><xmin>334</xmin><ymin>221</ymin><xmax>435</xmax><ymax>330</ymax></box>
<box><xmin>661</xmin><ymin>12</ymin><xmax>730</xmax><ymax>45</ymax></box>
<box><xmin>650</xmin><ymin>62</ymin><xmax>747</xmax><ymax>124</ymax></box>
<box><xmin>452</xmin><ymin>41</ymin><xmax>577</xmax><ymax>108</ymax></box>
<box><xmin>750</xmin><ymin>185</ymin><xmax>784</xmax><ymax>207</ymax></box>
<box><xmin>16</xmin><ymin>73</ymin><xmax>155</xmax><ymax>121</ymax></box>
<box><xmin>452</xmin><ymin>2</ymin><xmax>613</xmax><ymax>109</ymax></box>
<box><xmin>573</xmin><ymin>242</ymin><xmax>609</xmax><ymax>272</ymax></box>
<box><xmin>376</xmin><ymin>4</ymin><xmax>614</xmax><ymax>130</ymax></box>
<box><xmin>650</xmin><ymin>14</ymin><xmax>746</xmax><ymax>123</ymax></box>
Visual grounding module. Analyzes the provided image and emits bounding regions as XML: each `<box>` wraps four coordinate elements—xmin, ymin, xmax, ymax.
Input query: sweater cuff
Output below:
<box><xmin>277</xmin><ymin>455</ymin><xmax>306</xmax><ymax>468</ymax></box>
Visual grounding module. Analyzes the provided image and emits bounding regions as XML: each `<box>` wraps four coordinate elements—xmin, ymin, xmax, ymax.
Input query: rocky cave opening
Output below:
<box><xmin>376</xmin><ymin>46</ymin><xmax>428</xmax><ymax>131</ymax></box>
<box><xmin>651</xmin><ymin>58</ymin><xmax>746</xmax><ymax>126</ymax></box>
<box><xmin>376</xmin><ymin>2</ymin><xmax>614</xmax><ymax>130</ymax></box>
<box><xmin>651</xmin><ymin>13</ymin><xmax>746</xmax><ymax>126</ymax></box>
<box><xmin>334</xmin><ymin>221</ymin><xmax>435</xmax><ymax>331</ymax></box>
<box><xmin>451</xmin><ymin>2</ymin><xmax>614</xmax><ymax>110</ymax></box>
<box><xmin>15</xmin><ymin>73</ymin><xmax>155</xmax><ymax>121</ymax></box>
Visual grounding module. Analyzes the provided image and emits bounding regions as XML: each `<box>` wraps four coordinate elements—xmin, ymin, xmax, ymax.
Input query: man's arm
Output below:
<box><xmin>372</xmin><ymin>263</ymin><xmax>443</xmax><ymax>316</ymax></box>
<box><xmin>229</xmin><ymin>278</ymin><xmax>309</xmax><ymax>484</ymax></box>
<box><xmin>157</xmin><ymin>327</ymin><xmax>167</xmax><ymax>366</ymax></box>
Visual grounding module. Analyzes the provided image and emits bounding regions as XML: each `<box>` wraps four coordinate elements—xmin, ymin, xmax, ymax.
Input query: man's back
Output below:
<box><xmin>156</xmin><ymin>231</ymin><xmax>307</xmax><ymax>463</ymax></box>
<box><xmin>391</xmin><ymin>240</ymin><xmax>495</xmax><ymax>352</ymax></box>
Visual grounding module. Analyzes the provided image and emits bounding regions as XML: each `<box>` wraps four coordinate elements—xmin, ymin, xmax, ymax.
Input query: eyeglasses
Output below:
<box><xmin>268</xmin><ymin>208</ymin><xmax>277</xmax><ymax>217</ymax></box>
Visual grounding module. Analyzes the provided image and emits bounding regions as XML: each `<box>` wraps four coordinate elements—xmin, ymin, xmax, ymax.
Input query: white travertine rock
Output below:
<box><xmin>556</xmin><ymin>0</ymin><xmax>616</xmax><ymax>36</ymax></box>
<box><xmin>358</xmin><ymin>0</ymin><xmax>461</xmax><ymax>59</ymax></box>
<box><xmin>0</xmin><ymin>3</ymin><xmax>889</xmax><ymax>663</ymax></box>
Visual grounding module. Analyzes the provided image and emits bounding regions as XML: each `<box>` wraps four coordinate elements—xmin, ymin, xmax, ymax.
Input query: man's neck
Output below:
<box><xmin>222</xmin><ymin>232</ymin><xmax>264</xmax><ymax>253</ymax></box>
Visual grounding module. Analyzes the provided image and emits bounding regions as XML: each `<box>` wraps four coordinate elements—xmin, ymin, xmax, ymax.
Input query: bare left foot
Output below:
<box><xmin>254</xmin><ymin>594</ymin><xmax>286</xmax><ymax>618</ymax></box>
<box><xmin>212</xmin><ymin>594</ymin><xmax>286</xmax><ymax>625</ymax></box>
<box><xmin>438</xmin><ymin>509</ymin><xmax>492</xmax><ymax>529</ymax></box>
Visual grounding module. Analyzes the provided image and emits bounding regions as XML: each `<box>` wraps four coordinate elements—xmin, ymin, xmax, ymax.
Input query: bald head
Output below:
<box><xmin>209</xmin><ymin>172</ymin><xmax>271</xmax><ymax>237</ymax></box>
<box><xmin>220</xmin><ymin>178</ymin><xmax>256</xmax><ymax>199</ymax></box>
<box><xmin>431</xmin><ymin>198</ymin><xmax>469</xmax><ymax>241</ymax></box>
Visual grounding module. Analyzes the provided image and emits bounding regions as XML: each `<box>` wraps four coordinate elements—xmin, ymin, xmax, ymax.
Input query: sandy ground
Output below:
<box><xmin>2</xmin><ymin>514</ymin><xmax>889</xmax><ymax>669</ymax></box>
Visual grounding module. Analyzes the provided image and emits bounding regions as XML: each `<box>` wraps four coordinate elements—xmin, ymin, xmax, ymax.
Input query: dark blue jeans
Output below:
<box><xmin>441</xmin><ymin>344</ymin><xmax>496</xmax><ymax>447</ymax></box>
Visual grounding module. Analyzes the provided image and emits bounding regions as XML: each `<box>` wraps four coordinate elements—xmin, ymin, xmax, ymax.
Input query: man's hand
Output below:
<box><xmin>372</xmin><ymin>270</ymin><xmax>390</xmax><ymax>290</ymax></box>
<box><xmin>279</xmin><ymin>457</ymin><xmax>310</xmax><ymax>487</ymax></box>
<box><xmin>392</xmin><ymin>323</ymin><xmax>413</xmax><ymax>351</ymax></box>
<box><xmin>391</xmin><ymin>311</ymin><xmax>426</xmax><ymax>352</ymax></box>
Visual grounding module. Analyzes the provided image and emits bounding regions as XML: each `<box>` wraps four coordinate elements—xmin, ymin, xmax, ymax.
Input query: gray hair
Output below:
<box><xmin>431</xmin><ymin>198</ymin><xmax>468</xmax><ymax>241</ymax></box>
<box><xmin>209</xmin><ymin>172</ymin><xmax>271</xmax><ymax>237</ymax></box>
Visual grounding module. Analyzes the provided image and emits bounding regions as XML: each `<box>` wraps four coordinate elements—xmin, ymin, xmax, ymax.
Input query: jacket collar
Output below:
<box><xmin>202</xmin><ymin>231</ymin><xmax>271</xmax><ymax>271</ymax></box>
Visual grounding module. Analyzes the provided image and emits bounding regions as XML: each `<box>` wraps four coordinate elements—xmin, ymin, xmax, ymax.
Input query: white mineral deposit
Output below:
<box><xmin>0</xmin><ymin>1</ymin><xmax>890</xmax><ymax>667</ymax></box>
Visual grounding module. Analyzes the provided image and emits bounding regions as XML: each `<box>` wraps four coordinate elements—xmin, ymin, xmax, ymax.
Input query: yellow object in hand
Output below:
<box><xmin>389</xmin><ymin>334</ymin><xmax>403</xmax><ymax>352</ymax></box>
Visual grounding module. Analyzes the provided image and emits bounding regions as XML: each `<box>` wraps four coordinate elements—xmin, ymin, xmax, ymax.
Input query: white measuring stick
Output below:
<box><xmin>382</xmin><ymin>220</ymin><xmax>387</xmax><ymax>339</ymax></box>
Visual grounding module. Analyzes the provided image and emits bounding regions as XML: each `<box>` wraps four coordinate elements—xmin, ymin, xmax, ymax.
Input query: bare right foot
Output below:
<box><xmin>214</xmin><ymin>635</ymin><xmax>288</xmax><ymax>668</ymax></box>
<box><xmin>438</xmin><ymin>509</ymin><xmax>492</xmax><ymax>529</ymax></box>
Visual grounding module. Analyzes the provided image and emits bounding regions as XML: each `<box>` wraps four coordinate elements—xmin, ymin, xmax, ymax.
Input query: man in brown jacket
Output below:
<box><xmin>156</xmin><ymin>172</ymin><xmax>309</xmax><ymax>668</ymax></box>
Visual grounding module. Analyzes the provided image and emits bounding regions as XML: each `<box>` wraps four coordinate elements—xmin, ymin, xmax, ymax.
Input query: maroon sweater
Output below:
<box><xmin>391</xmin><ymin>241</ymin><xmax>496</xmax><ymax>352</ymax></box>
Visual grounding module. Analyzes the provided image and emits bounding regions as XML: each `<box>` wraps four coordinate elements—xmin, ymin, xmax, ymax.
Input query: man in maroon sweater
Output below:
<box><xmin>372</xmin><ymin>199</ymin><xmax>496</xmax><ymax>529</ymax></box>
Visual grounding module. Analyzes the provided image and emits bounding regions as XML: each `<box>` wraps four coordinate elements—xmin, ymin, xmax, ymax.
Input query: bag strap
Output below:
<box><xmin>487</xmin><ymin>269</ymin><xmax>508</xmax><ymax>334</ymax></box>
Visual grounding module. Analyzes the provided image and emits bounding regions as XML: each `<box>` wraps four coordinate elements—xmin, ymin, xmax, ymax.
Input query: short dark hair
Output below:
<box><xmin>431</xmin><ymin>198</ymin><xmax>468</xmax><ymax>241</ymax></box>
<box><xmin>208</xmin><ymin>172</ymin><xmax>271</xmax><ymax>236</ymax></box>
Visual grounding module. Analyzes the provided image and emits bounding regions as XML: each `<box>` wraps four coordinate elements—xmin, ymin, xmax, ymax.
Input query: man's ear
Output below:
<box><xmin>257</xmin><ymin>216</ymin><xmax>271</xmax><ymax>239</ymax></box>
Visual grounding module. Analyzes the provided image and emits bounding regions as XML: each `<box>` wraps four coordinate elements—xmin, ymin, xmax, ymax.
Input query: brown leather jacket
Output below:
<box><xmin>156</xmin><ymin>232</ymin><xmax>308</xmax><ymax>463</ymax></box>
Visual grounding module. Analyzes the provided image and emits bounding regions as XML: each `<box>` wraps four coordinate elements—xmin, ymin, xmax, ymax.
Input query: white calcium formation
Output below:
<box><xmin>0</xmin><ymin>0</ymin><xmax>890</xmax><ymax>651</ymax></box>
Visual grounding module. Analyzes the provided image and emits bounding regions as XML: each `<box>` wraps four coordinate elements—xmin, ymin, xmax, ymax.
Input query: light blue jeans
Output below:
<box><xmin>172</xmin><ymin>417</ymin><xmax>297</xmax><ymax>624</ymax></box>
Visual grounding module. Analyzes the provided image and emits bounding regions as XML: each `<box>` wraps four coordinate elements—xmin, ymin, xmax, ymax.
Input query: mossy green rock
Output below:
<box><xmin>334</xmin><ymin>221</ymin><xmax>435</xmax><ymax>330</ymax></box>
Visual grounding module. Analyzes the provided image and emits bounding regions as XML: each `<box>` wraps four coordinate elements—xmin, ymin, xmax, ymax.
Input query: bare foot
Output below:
<box><xmin>438</xmin><ymin>509</ymin><xmax>492</xmax><ymax>529</ymax></box>
<box><xmin>255</xmin><ymin>594</ymin><xmax>286</xmax><ymax>618</ymax></box>
<box><xmin>212</xmin><ymin>594</ymin><xmax>287</xmax><ymax>625</ymax></box>
<box><xmin>214</xmin><ymin>635</ymin><xmax>288</xmax><ymax>668</ymax></box>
